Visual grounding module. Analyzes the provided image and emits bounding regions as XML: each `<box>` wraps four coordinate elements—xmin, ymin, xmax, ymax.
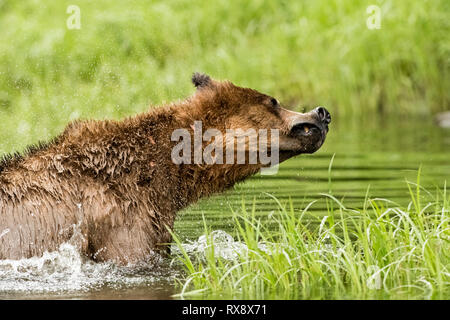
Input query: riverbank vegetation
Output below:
<box><xmin>0</xmin><ymin>0</ymin><xmax>449</xmax><ymax>155</ymax></box>
<box><xmin>171</xmin><ymin>172</ymin><xmax>449</xmax><ymax>299</ymax></box>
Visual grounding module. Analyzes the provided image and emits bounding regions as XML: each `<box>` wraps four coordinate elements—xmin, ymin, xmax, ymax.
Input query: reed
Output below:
<box><xmin>170</xmin><ymin>173</ymin><xmax>449</xmax><ymax>299</ymax></box>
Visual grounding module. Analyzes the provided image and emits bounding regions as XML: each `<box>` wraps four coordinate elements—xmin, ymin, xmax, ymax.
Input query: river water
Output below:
<box><xmin>0</xmin><ymin>117</ymin><xmax>449</xmax><ymax>299</ymax></box>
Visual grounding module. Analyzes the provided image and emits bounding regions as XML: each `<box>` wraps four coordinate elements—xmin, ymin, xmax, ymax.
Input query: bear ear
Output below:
<box><xmin>192</xmin><ymin>72</ymin><xmax>212</xmax><ymax>89</ymax></box>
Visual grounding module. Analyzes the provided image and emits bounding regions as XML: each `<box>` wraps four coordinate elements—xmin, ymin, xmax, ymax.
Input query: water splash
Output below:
<box><xmin>174</xmin><ymin>230</ymin><xmax>273</xmax><ymax>260</ymax></box>
<box><xmin>1</xmin><ymin>230</ymin><xmax>272</xmax><ymax>295</ymax></box>
<box><xmin>0</xmin><ymin>243</ymin><xmax>176</xmax><ymax>294</ymax></box>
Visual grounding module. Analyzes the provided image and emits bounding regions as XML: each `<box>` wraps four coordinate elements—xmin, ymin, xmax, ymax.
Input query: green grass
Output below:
<box><xmin>170</xmin><ymin>175</ymin><xmax>450</xmax><ymax>299</ymax></box>
<box><xmin>0</xmin><ymin>0</ymin><xmax>449</xmax><ymax>155</ymax></box>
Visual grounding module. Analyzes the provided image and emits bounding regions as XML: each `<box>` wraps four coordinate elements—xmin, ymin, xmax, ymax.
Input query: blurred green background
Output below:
<box><xmin>0</xmin><ymin>0</ymin><xmax>448</xmax><ymax>153</ymax></box>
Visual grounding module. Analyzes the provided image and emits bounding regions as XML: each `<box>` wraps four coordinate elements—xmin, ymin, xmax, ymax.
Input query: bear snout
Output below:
<box><xmin>289</xmin><ymin>107</ymin><xmax>330</xmax><ymax>140</ymax></box>
<box><xmin>314</xmin><ymin>106</ymin><xmax>331</xmax><ymax>126</ymax></box>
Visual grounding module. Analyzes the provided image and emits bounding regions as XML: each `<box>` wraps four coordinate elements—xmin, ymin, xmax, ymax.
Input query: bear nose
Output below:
<box><xmin>314</xmin><ymin>106</ymin><xmax>331</xmax><ymax>125</ymax></box>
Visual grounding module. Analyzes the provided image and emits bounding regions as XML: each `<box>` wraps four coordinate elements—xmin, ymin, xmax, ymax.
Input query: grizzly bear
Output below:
<box><xmin>0</xmin><ymin>73</ymin><xmax>330</xmax><ymax>265</ymax></box>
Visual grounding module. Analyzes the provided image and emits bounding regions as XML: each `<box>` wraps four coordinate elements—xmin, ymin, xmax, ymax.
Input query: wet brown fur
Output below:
<box><xmin>0</xmin><ymin>74</ymin><xmax>325</xmax><ymax>265</ymax></box>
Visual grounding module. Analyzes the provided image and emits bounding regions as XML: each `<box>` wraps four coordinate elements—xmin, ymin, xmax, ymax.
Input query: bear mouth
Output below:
<box><xmin>276</xmin><ymin>121</ymin><xmax>328</xmax><ymax>162</ymax></box>
<box><xmin>276</xmin><ymin>107</ymin><xmax>330</xmax><ymax>163</ymax></box>
<box><xmin>289</xmin><ymin>122</ymin><xmax>323</xmax><ymax>137</ymax></box>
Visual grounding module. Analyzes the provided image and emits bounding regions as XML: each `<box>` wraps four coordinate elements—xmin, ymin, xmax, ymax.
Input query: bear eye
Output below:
<box><xmin>270</xmin><ymin>98</ymin><xmax>279</xmax><ymax>107</ymax></box>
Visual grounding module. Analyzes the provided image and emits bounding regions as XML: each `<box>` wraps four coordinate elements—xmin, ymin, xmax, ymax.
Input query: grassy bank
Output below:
<box><xmin>171</xmin><ymin>175</ymin><xmax>450</xmax><ymax>299</ymax></box>
<box><xmin>0</xmin><ymin>0</ymin><xmax>449</xmax><ymax>154</ymax></box>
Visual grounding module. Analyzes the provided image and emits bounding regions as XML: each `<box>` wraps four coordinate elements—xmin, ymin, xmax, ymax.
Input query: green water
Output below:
<box><xmin>175</xmin><ymin>117</ymin><xmax>450</xmax><ymax>240</ymax></box>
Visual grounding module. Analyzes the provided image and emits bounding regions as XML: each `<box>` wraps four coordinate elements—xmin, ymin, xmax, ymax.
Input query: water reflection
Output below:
<box><xmin>177</xmin><ymin>117</ymin><xmax>450</xmax><ymax>238</ymax></box>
